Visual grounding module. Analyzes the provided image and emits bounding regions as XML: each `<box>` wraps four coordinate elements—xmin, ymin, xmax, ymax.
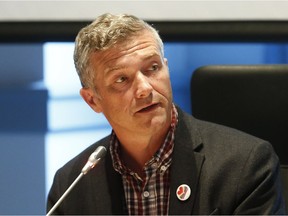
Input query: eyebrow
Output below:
<box><xmin>143</xmin><ymin>52</ymin><xmax>161</xmax><ymax>61</ymax></box>
<box><xmin>105</xmin><ymin>66</ymin><xmax>126</xmax><ymax>76</ymax></box>
<box><xmin>105</xmin><ymin>52</ymin><xmax>161</xmax><ymax>75</ymax></box>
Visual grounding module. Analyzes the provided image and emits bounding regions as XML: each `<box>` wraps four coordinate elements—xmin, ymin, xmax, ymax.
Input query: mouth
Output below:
<box><xmin>137</xmin><ymin>103</ymin><xmax>160</xmax><ymax>113</ymax></box>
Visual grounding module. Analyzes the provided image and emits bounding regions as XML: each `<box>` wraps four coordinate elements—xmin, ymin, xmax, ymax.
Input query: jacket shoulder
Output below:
<box><xmin>55</xmin><ymin>135</ymin><xmax>111</xmax><ymax>179</ymax></box>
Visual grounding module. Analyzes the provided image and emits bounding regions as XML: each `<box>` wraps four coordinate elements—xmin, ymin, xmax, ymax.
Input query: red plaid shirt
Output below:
<box><xmin>110</xmin><ymin>104</ymin><xmax>178</xmax><ymax>215</ymax></box>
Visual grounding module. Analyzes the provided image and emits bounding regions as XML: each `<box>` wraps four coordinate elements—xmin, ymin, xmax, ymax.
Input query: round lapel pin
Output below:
<box><xmin>176</xmin><ymin>184</ymin><xmax>191</xmax><ymax>201</ymax></box>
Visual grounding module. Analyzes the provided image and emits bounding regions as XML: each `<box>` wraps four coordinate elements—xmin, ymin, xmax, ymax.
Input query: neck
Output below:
<box><xmin>116</xmin><ymin>126</ymin><xmax>170</xmax><ymax>177</ymax></box>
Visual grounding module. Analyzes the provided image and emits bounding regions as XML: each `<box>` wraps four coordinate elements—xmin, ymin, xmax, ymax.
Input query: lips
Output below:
<box><xmin>137</xmin><ymin>103</ymin><xmax>160</xmax><ymax>113</ymax></box>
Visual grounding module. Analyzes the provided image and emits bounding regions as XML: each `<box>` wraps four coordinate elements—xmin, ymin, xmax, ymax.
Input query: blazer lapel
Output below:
<box><xmin>105</xmin><ymin>151</ymin><xmax>127</xmax><ymax>214</ymax></box>
<box><xmin>169</xmin><ymin>109</ymin><xmax>205</xmax><ymax>215</ymax></box>
<box><xmin>88</xmin><ymin>140</ymin><xmax>127</xmax><ymax>215</ymax></box>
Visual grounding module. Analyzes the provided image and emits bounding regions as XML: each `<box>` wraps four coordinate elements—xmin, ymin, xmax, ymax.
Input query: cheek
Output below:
<box><xmin>101</xmin><ymin>92</ymin><xmax>131</xmax><ymax>112</ymax></box>
<box><xmin>154</xmin><ymin>75</ymin><xmax>172</xmax><ymax>99</ymax></box>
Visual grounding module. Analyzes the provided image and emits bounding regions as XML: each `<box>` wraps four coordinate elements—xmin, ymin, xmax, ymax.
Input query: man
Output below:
<box><xmin>47</xmin><ymin>13</ymin><xmax>286</xmax><ymax>215</ymax></box>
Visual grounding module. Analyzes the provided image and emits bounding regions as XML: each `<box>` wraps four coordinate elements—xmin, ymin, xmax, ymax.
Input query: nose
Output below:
<box><xmin>134</xmin><ymin>72</ymin><xmax>153</xmax><ymax>98</ymax></box>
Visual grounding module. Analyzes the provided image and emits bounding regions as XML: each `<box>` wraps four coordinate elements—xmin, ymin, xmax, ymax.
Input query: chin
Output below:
<box><xmin>150</xmin><ymin>114</ymin><xmax>170</xmax><ymax>130</ymax></box>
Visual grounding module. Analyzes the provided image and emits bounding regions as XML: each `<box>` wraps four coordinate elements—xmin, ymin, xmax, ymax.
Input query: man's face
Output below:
<box><xmin>81</xmin><ymin>30</ymin><xmax>173</xmax><ymax>136</ymax></box>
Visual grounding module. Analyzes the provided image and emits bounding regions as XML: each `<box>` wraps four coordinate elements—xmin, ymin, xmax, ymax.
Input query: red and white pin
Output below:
<box><xmin>176</xmin><ymin>184</ymin><xmax>191</xmax><ymax>201</ymax></box>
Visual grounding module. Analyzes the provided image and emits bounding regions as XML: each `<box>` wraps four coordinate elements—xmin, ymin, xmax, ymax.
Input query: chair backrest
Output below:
<box><xmin>191</xmin><ymin>64</ymin><xmax>288</xmax><ymax>209</ymax></box>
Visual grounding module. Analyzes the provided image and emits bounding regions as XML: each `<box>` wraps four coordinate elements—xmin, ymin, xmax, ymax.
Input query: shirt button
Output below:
<box><xmin>160</xmin><ymin>165</ymin><xmax>167</xmax><ymax>173</ymax></box>
<box><xmin>151</xmin><ymin>162</ymin><xmax>158</xmax><ymax>169</ymax></box>
<box><xmin>143</xmin><ymin>191</ymin><xmax>150</xmax><ymax>198</ymax></box>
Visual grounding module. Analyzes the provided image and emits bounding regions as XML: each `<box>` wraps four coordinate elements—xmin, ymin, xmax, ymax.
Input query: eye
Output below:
<box><xmin>115</xmin><ymin>76</ymin><xmax>127</xmax><ymax>83</ymax></box>
<box><xmin>148</xmin><ymin>63</ymin><xmax>159</xmax><ymax>72</ymax></box>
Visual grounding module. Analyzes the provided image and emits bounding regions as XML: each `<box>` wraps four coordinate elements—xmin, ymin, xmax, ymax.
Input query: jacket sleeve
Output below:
<box><xmin>233</xmin><ymin>141</ymin><xmax>286</xmax><ymax>215</ymax></box>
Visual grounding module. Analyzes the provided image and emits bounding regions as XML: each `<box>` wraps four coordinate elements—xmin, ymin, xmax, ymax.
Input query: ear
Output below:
<box><xmin>80</xmin><ymin>88</ymin><xmax>103</xmax><ymax>113</ymax></box>
<box><xmin>164</xmin><ymin>57</ymin><xmax>168</xmax><ymax>66</ymax></box>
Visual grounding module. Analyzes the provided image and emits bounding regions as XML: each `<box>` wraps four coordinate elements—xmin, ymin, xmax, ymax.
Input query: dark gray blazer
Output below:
<box><xmin>47</xmin><ymin>107</ymin><xmax>286</xmax><ymax>215</ymax></box>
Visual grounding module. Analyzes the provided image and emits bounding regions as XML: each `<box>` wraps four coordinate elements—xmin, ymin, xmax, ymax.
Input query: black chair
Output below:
<box><xmin>191</xmin><ymin>64</ymin><xmax>288</xmax><ymax>210</ymax></box>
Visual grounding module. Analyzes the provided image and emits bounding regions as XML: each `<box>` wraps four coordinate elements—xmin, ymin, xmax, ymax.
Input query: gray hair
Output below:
<box><xmin>73</xmin><ymin>13</ymin><xmax>164</xmax><ymax>89</ymax></box>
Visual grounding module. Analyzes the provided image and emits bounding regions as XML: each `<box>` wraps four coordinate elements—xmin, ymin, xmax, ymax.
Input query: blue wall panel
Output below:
<box><xmin>0</xmin><ymin>44</ymin><xmax>47</xmax><ymax>215</ymax></box>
